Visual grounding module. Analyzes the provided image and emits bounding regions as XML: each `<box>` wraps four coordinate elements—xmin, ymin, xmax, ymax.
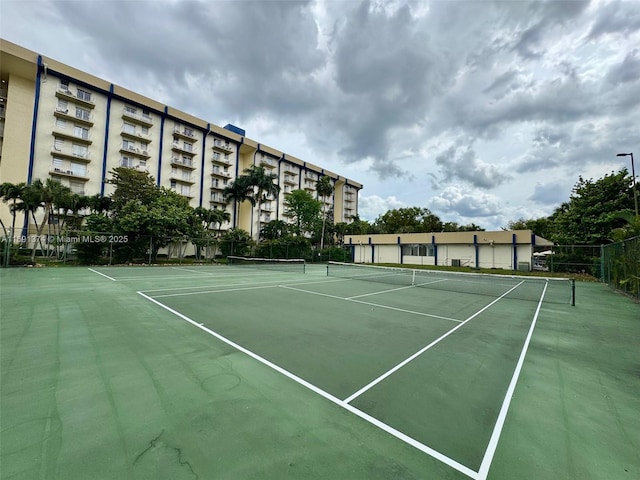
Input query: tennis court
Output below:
<box><xmin>1</xmin><ymin>263</ymin><xmax>638</xmax><ymax>479</ymax></box>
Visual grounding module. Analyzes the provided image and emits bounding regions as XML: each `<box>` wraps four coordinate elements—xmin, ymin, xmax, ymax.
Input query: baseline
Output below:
<box><xmin>136</xmin><ymin>291</ymin><xmax>477</xmax><ymax>479</ymax></box>
<box><xmin>87</xmin><ymin>268</ymin><xmax>116</xmax><ymax>281</ymax></box>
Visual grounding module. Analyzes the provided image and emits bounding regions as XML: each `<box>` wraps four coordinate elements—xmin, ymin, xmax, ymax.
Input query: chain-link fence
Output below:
<box><xmin>601</xmin><ymin>236</ymin><xmax>639</xmax><ymax>300</ymax></box>
<box><xmin>532</xmin><ymin>245</ymin><xmax>602</xmax><ymax>277</ymax></box>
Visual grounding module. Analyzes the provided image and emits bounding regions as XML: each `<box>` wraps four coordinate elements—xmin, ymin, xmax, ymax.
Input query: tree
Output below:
<box><xmin>316</xmin><ymin>176</ymin><xmax>334</xmax><ymax>249</ymax></box>
<box><xmin>550</xmin><ymin>169</ymin><xmax>635</xmax><ymax>245</ymax></box>
<box><xmin>223</xmin><ymin>175</ymin><xmax>255</xmax><ymax>228</ymax></box>
<box><xmin>107</xmin><ymin>167</ymin><xmax>159</xmax><ymax>212</ymax></box>
<box><xmin>506</xmin><ymin>217</ymin><xmax>553</xmax><ymax>238</ymax></box>
<box><xmin>0</xmin><ymin>182</ymin><xmax>26</xmax><ymax>239</ymax></box>
<box><xmin>373</xmin><ymin>207</ymin><xmax>442</xmax><ymax>233</ymax></box>
<box><xmin>219</xmin><ymin>227</ymin><xmax>253</xmax><ymax>257</ymax></box>
<box><xmin>16</xmin><ymin>179</ymin><xmax>72</xmax><ymax>261</ymax></box>
<box><xmin>260</xmin><ymin>219</ymin><xmax>290</xmax><ymax>240</ymax></box>
<box><xmin>344</xmin><ymin>215</ymin><xmax>375</xmax><ymax>235</ymax></box>
<box><xmin>244</xmin><ymin>165</ymin><xmax>280</xmax><ymax>236</ymax></box>
<box><xmin>283</xmin><ymin>189</ymin><xmax>321</xmax><ymax>237</ymax></box>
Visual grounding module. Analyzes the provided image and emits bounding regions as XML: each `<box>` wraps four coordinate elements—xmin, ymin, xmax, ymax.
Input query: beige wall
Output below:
<box><xmin>348</xmin><ymin>230</ymin><xmax>547</xmax><ymax>270</ymax></box>
<box><xmin>0</xmin><ymin>38</ymin><xmax>362</xmax><ymax>240</ymax></box>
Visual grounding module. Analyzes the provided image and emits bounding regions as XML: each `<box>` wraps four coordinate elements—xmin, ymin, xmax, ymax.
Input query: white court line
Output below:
<box><xmin>280</xmin><ymin>285</ymin><xmax>461</xmax><ymax>323</ymax></box>
<box><xmin>476</xmin><ymin>282</ymin><xmax>548</xmax><ymax>480</ymax></box>
<box><xmin>141</xmin><ymin>277</ymin><xmax>350</xmax><ymax>294</ymax></box>
<box><xmin>151</xmin><ymin>284</ymin><xmax>280</xmax><ymax>298</ymax></box>
<box><xmin>347</xmin><ymin>284</ymin><xmax>415</xmax><ymax>299</ymax></box>
<box><xmin>136</xmin><ymin>291</ymin><xmax>477</xmax><ymax>479</ymax></box>
<box><xmin>87</xmin><ymin>268</ymin><xmax>116</xmax><ymax>281</ymax></box>
<box><xmin>347</xmin><ymin>279</ymin><xmax>448</xmax><ymax>299</ymax></box>
<box><xmin>172</xmin><ymin>266</ymin><xmax>216</xmax><ymax>275</ymax></box>
<box><xmin>343</xmin><ymin>280</ymin><xmax>526</xmax><ymax>404</ymax></box>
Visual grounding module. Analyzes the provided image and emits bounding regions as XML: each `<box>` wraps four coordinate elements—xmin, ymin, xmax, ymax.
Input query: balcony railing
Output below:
<box><xmin>51</xmin><ymin>146</ymin><xmax>91</xmax><ymax>162</ymax></box>
<box><xmin>56</xmin><ymin>88</ymin><xmax>95</xmax><ymax>108</ymax></box>
<box><xmin>212</xmin><ymin>153</ymin><xmax>231</xmax><ymax>164</ymax></box>
<box><xmin>173</xmin><ymin>127</ymin><xmax>196</xmax><ymax>140</ymax></box>
<box><xmin>170</xmin><ymin>157</ymin><xmax>195</xmax><ymax>169</ymax></box>
<box><xmin>49</xmin><ymin>166</ymin><xmax>89</xmax><ymax>179</ymax></box>
<box><xmin>210</xmin><ymin>194</ymin><xmax>226</xmax><ymax>203</ymax></box>
<box><xmin>122</xmin><ymin>108</ymin><xmax>153</xmax><ymax>126</ymax></box>
<box><xmin>212</xmin><ymin>140</ymin><xmax>233</xmax><ymax>152</ymax></box>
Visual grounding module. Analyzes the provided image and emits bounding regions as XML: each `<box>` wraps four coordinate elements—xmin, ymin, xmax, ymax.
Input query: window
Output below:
<box><xmin>125</xmin><ymin>105</ymin><xmax>137</xmax><ymax>114</ymax></box>
<box><xmin>183</xmin><ymin>142</ymin><xmax>193</xmax><ymax>152</ymax></box>
<box><xmin>184</xmin><ymin>127</ymin><xmax>193</xmax><ymax>137</ymax></box>
<box><xmin>121</xmin><ymin>156</ymin><xmax>134</xmax><ymax>167</ymax></box>
<box><xmin>72</xmin><ymin>144</ymin><xmax>88</xmax><ymax>158</ymax></box>
<box><xmin>223</xmin><ymin>179</ymin><xmax>228</xmax><ymax>186</ymax></box>
<box><xmin>182</xmin><ymin>171</ymin><xmax>191</xmax><ymax>181</ymax></box>
<box><xmin>123</xmin><ymin>140</ymin><xmax>136</xmax><ymax>151</ymax></box>
<box><xmin>56</xmin><ymin>100</ymin><xmax>68</xmax><ymax>113</ymax></box>
<box><xmin>401</xmin><ymin>244</ymin><xmax>435</xmax><ymax>257</ymax></box>
<box><xmin>60</xmin><ymin>79</ymin><xmax>69</xmax><ymax>91</ymax></box>
<box><xmin>70</xmin><ymin>162</ymin><xmax>86</xmax><ymax>176</ymax></box>
<box><xmin>54</xmin><ymin>138</ymin><xmax>64</xmax><ymax>151</ymax></box>
<box><xmin>77</xmin><ymin>89</ymin><xmax>91</xmax><ymax>102</ymax></box>
<box><xmin>53</xmin><ymin>158</ymin><xmax>64</xmax><ymax>169</ymax></box>
<box><xmin>56</xmin><ymin>118</ymin><xmax>66</xmax><ymax>129</ymax></box>
<box><xmin>142</xmin><ymin>109</ymin><xmax>151</xmax><ymax>120</ymax></box>
<box><xmin>141</xmin><ymin>126</ymin><xmax>149</xmax><ymax>135</ymax></box>
<box><xmin>138</xmin><ymin>160</ymin><xmax>147</xmax><ymax>167</ymax></box>
<box><xmin>140</xmin><ymin>142</ymin><xmax>148</xmax><ymax>153</ymax></box>
<box><xmin>74</xmin><ymin>126</ymin><xmax>89</xmax><ymax>140</ymax></box>
<box><xmin>75</xmin><ymin>107</ymin><xmax>90</xmax><ymax>121</ymax></box>
<box><xmin>170</xmin><ymin>180</ymin><xmax>177</xmax><ymax>189</ymax></box>
<box><xmin>171</xmin><ymin>167</ymin><xmax>178</xmax><ymax>176</ymax></box>
<box><xmin>212</xmin><ymin>179</ymin><xmax>219</xmax><ymax>188</ymax></box>
<box><xmin>123</xmin><ymin>122</ymin><xmax>136</xmax><ymax>134</ymax></box>
<box><xmin>70</xmin><ymin>181</ymin><xmax>84</xmax><ymax>194</ymax></box>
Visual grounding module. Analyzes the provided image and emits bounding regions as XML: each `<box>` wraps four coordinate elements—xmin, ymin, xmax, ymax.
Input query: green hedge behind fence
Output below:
<box><xmin>601</xmin><ymin>236</ymin><xmax>640</xmax><ymax>300</ymax></box>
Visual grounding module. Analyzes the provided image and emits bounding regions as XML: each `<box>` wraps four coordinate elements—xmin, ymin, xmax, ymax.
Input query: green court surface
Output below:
<box><xmin>1</xmin><ymin>264</ymin><xmax>638</xmax><ymax>479</ymax></box>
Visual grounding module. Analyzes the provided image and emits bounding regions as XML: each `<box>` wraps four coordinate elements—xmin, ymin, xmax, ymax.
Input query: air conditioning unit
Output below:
<box><xmin>451</xmin><ymin>259</ymin><xmax>461</xmax><ymax>267</ymax></box>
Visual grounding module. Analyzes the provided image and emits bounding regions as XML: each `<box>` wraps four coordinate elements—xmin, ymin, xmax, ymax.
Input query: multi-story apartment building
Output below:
<box><xmin>0</xmin><ymin>39</ymin><xmax>361</xmax><ymax>239</ymax></box>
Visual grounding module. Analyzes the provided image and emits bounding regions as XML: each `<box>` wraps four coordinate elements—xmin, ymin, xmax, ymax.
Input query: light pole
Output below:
<box><xmin>617</xmin><ymin>152</ymin><xmax>638</xmax><ymax>218</ymax></box>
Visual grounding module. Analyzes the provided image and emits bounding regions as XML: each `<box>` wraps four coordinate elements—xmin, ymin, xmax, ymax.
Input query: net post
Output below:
<box><xmin>411</xmin><ymin>269</ymin><xmax>416</xmax><ymax>286</ymax></box>
<box><xmin>570</xmin><ymin>279</ymin><xmax>576</xmax><ymax>306</ymax></box>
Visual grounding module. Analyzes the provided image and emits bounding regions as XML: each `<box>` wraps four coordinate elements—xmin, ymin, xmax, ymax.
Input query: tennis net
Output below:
<box><xmin>227</xmin><ymin>256</ymin><xmax>306</xmax><ymax>273</ymax></box>
<box><xmin>326</xmin><ymin>262</ymin><xmax>575</xmax><ymax>305</ymax></box>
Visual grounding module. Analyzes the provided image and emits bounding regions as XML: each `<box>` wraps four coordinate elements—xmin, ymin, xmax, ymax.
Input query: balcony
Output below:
<box><xmin>170</xmin><ymin>188</ymin><xmax>194</xmax><ymax>199</ymax></box>
<box><xmin>54</xmin><ymin>107</ymin><xmax>94</xmax><ymax>126</ymax></box>
<box><xmin>170</xmin><ymin>173</ymin><xmax>196</xmax><ymax>184</ymax></box>
<box><xmin>170</xmin><ymin>157</ymin><xmax>196</xmax><ymax>169</ymax></box>
<box><xmin>260</xmin><ymin>156</ymin><xmax>277</xmax><ymax>169</ymax></box>
<box><xmin>51</xmin><ymin>147</ymin><xmax>91</xmax><ymax>163</ymax></box>
<box><xmin>55</xmin><ymin>88</ymin><xmax>96</xmax><ymax>108</ymax></box>
<box><xmin>49</xmin><ymin>166</ymin><xmax>89</xmax><ymax>180</ymax></box>
<box><xmin>282</xmin><ymin>164</ymin><xmax>297</xmax><ymax>174</ymax></box>
<box><xmin>171</xmin><ymin>142</ymin><xmax>196</xmax><ymax>156</ymax></box>
<box><xmin>210</xmin><ymin>193</ymin><xmax>226</xmax><ymax>204</ymax></box>
<box><xmin>122</xmin><ymin>108</ymin><xmax>153</xmax><ymax>127</ymax></box>
<box><xmin>212</xmin><ymin>139</ymin><xmax>233</xmax><ymax>153</ymax></box>
<box><xmin>211</xmin><ymin>153</ymin><xmax>231</xmax><ymax>165</ymax></box>
<box><xmin>173</xmin><ymin>127</ymin><xmax>197</xmax><ymax>141</ymax></box>
<box><xmin>119</xmin><ymin>159</ymin><xmax>148</xmax><ymax>172</ymax></box>
<box><xmin>211</xmin><ymin>169</ymin><xmax>230</xmax><ymax>178</ymax></box>
<box><xmin>52</xmin><ymin>129</ymin><xmax>92</xmax><ymax>145</ymax></box>
<box><xmin>121</xmin><ymin>127</ymin><xmax>152</xmax><ymax>142</ymax></box>
<box><xmin>283</xmin><ymin>175</ymin><xmax>296</xmax><ymax>185</ymax></box>
<box><xmin>119</xmin><ymin>143</ymin><xmax>151</xmax><ymax>159</ymax></box>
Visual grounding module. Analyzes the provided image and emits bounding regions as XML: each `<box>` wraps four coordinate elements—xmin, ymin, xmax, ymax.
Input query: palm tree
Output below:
<box><xmin>0</xmin><ymin>182</ymin><xmax>26</xmax><ymax>239</ymax></box>
<box><xmin>316</xmin><ymin>176</ymin><xmax>334</xmax><ymax>249</ymax></box>
<box><xmin>223</xmin><ymin>175</ymin><xmax>255</xmax><ymax>230</ymax></box>
<box><xmin>17</xmin><ymin>179</ymin><xmax>72</xmax><ymax>261</ymax></box>
<box><xmin>244</xmin><ymin>165</ymin><xmax>280</xmax><ymax>239</ymax></box>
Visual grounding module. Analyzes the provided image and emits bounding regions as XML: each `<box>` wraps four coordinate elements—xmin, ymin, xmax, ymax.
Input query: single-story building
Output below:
<box><xmin>345</xmin><ymin>230</ymin><xmax>553</xmax><ymax>271</ymax></box>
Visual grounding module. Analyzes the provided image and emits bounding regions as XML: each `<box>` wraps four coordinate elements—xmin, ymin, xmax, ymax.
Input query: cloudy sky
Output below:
<box><xmin>2</xmin><ymin>0</ymin><xmax>639</xmax><ymax>230</ymax></box>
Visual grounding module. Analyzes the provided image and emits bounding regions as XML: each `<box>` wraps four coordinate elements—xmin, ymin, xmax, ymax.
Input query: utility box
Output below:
<box><xmin>451</xmin><ymin>259</ymin><xmax>461</xmax><ymax>267</ymax></box>
<box><xmin>518</xmin><ymin>262</ymin><xmax>530</xmax><ymax>272</ymax></box>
